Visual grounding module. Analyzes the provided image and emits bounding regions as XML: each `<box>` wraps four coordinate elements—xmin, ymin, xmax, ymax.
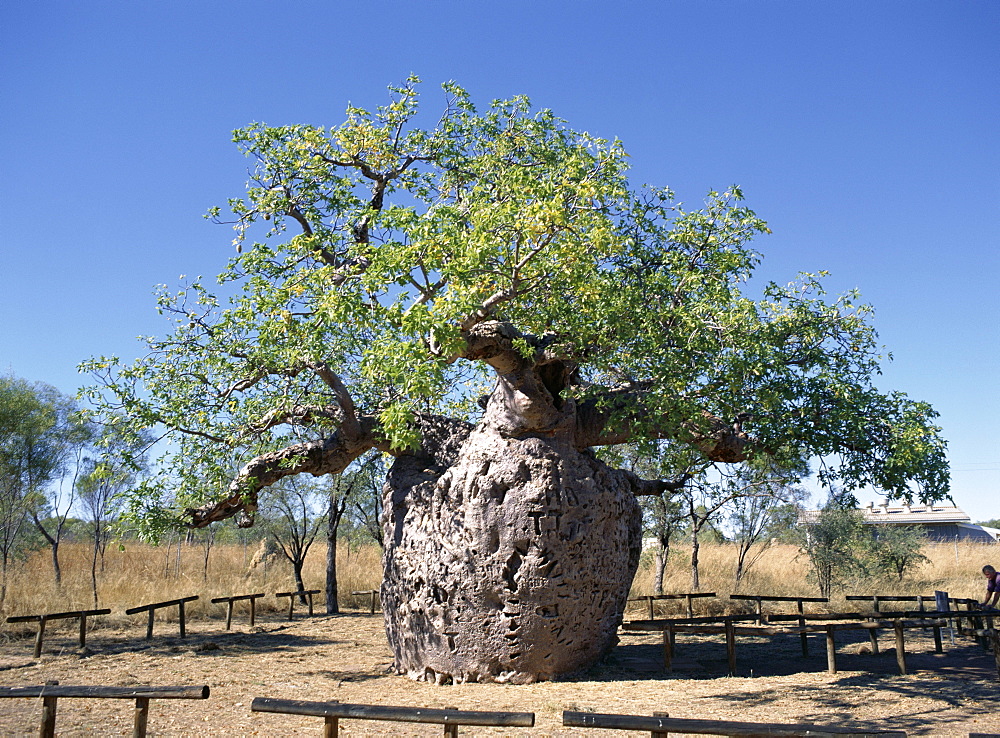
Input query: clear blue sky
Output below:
<box><xmin>2</xmin><ymin>2</ymin><xmax>997</xmax><ymax>519</ymax></box>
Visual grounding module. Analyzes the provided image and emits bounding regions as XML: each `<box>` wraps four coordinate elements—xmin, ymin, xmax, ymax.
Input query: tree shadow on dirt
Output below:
<box><xmin>296</xmin><ymin>668</ymin><xmax>388</xmax><ymax>685</ymax></box>
<box><xmin>704</xmin><ymin>668</ymin><xmax>996</xmax><ymax>734</ymax></box>
<box><xmin>583</xmin><ymin>628</ymin><xmax>999</xmax><ymax>684</ymax></box>
<box><xmin>1</xmin><ymin>616</ymin><xmax>354</xmax><ymax>661</ymax></box>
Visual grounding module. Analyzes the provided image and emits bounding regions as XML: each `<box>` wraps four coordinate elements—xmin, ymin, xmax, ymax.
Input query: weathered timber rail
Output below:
<box><xmin>846</xmin><ymin>594</ymin><xmax>932</xmax><ymax>612</ymax></box>
<box><xmin>563</xmin><ymin>710</ymin><xmax>907</xmax><ymax>737</ymax></box>
<box><xmin>275</xmin><ymin>589</ymin><xmax>321</xmax><ymax>620</ymax></box>
<box><xmin>0</xmin><ymin>682</ymin><xmax>209</xmax><ymax>738</ymax></box>
<box><xmin>251</xmin><ymin>697</ymin><xmax>535</xmax><ymax>736</ymax></box>
<box><xmin>627</xmin><ymin>592</ymin><xmax>716</xmax><ymax>619</ymax></box>
<box><xmin>6</xmin><ymin>608</ymin><xmax>111</xmax><ymax>658</ymax></box>
<box><xmin>729</xmin><ymin>594</ymin><xmax>830</xmax><ymax>654</ymax></box>
<box><xmin>210</xmin><ymin>592</ymin><xmax>265</xmax><ymax>629</ymax></box>
<box><xmin>351</xmin><ymin>589</ymin><xmax>381</xmax><ymax>615</ymax></box>
<box><xmin>624</xmin><ymin>615</ymin><xmax>949</xmax><ymax>676</ymax></box>
<box><xmin>125</xmin><ymin>596</ymin><xmax>199</xmax><ymax>639</ymax></box>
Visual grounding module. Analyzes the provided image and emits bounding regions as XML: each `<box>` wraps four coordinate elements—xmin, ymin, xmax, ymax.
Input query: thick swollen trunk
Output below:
<box><xmin>381</xmin><ymin>408</ymin><xmax>643</xmax><ymax>683</ymax></box>
<box><xmin>188</xmin><ymin>323</ymin><xmax>750</xmax><ymax>683</ymax></box>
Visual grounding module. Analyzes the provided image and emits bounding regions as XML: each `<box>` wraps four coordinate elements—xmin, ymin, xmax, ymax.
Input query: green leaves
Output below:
<box><xmin>81</xmin><ymin>80</ymin><xmax>950</xmax><ymax>535</ymax></box>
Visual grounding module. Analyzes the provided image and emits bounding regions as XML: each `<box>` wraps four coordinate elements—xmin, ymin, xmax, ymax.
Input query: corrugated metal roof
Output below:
<box><xmin>799</xmin><ymin>502</ymin><xmax>971</xmax><ymax>525</ymax></box>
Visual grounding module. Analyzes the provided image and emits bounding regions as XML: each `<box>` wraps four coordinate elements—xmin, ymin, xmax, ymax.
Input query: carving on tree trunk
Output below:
<box><xmin>380</xmin><ymin>405</ymin><xmax>642</xmax><ymax>683</ymax></box>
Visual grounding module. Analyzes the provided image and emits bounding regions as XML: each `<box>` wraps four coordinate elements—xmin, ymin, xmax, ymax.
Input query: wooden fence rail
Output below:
<box><xmin>275</xmin><ymin>589</ymin><xmax>321</xmax><ymax>620</ymax></box>
<box><xmin>125</xmin><ymin>596</ymin><xmax>199</xmax><ymax>639</ymax></box>
<box><xmin>251</xmin><ymin>697</ymin><xmax>535</xmax><ymax>736</ymax></box>
<box><xmin>6</xmin><ymin>608</ymin><xmax>111</xmax><ymax>658</ymax></box>
<box><xmin>351</xmin><ymin>589</ymin><xmax>380</xmax><ymax>615</ymax></box>
<box><xmin>624</xmin><ymin>616</ymin><xmax>947</xmax><ymax>676</ymax></box>
<box><xmin>628</xmin><ymin>592</ymin><xmax>716</xmax><ymax>619</ymax></box>
<box><xmin>210</xmin><ymin>593</ymin><xmax>265</xmax><ymax>629</ymax></box>
<box><xmin>0</xmin><ymin>682</ymin><xmax>209</xmax><ymax>738</ymax></box>
<box><xmin>563</xmin><ymin>710</ymin><xmax>906</xmax><ymax>737</ymax></box>
<box><xmin>729</xmin><ymin>594</ymin><xmax>830</xmax><ymax>652</ymax></box>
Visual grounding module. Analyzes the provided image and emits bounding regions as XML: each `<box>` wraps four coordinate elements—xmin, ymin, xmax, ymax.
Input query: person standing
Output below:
<box><xmin>980</xmin><ymin>565</ymin><xmax>1000</xmax><ymax>609</ymax></box>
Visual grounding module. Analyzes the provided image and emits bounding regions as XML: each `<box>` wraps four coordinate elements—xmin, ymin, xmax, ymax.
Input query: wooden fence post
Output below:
<box><xmin>893</xmin><ymin>620</ymin><xmax>907</xmax><ymax>675</ymax></box>
<box><xmin>991</xmin><ymin>625</ymin><xmax>1000</xmax><ymax>680</ymax></box>
<box><xmin>34</xmin><ymin>616</ymin><xmax>48</xmax><ymax>659</ymax></box>
<box><xmin>724</xmin><ymin>619</ymin><xmax>736</xmax><ymax>676</ymax></box>
<box><xmin>651</xmin><ymin>711</ymin><xmax>669</xmax><ymax>738</ymax></box>
<box><xmin>444</xmin><ymin>706</ymin><xmax>459</xmax><ymax>738</ymax></box>
<box><xmin>797</xmin><ymin>600</ymin><xmax>808</xmax><ymax>657</ymax></box>
<box><xmin>323</xmin><ymin>700</ymin><xmax>340</xmax><ymax>738</ymax></box>
<box><xmin>133</xmin><ymin>696</ymin><xmax>150</xmax><ymax>738</ymax></box>
<box><xmin>825</xmin><ymin>625</ymin><xmax>837</xmax><ymax>673</ymax></box>
<box><xmin>324</xmin><ymin>714</ymin><xmax>339</xmax><ymax>738</ymax></box>
<box><xmin>40</xmin><ymin>680</ymin><xmax>59</xmax><ymax>738</ymax></box>
<box><xmin>868</xmin><ymin>623</ymin><xmax>880</xmax><ymax>655</ymax></box>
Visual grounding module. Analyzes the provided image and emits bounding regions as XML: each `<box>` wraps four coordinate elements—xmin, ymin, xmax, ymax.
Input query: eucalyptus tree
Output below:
<box><xmin>76</xmin><ymin>423</ymin><xmax>150</xmax><ymax>607</ymax></box>
<box><xmin>83</xmin><ymin>79</ymin><xmax>948</xmax><ymax>683</ymax></box>
<box><xmin>259</xmin><ymin>476</ymin><xmax>327</xmax><ymax>598</ymax></box>
<box><xmin>0</xmin><ymin>376</ymin><xmax>89</xmax><ymax>597</ymax></box>
<box><xmin>725</xmin><ymin>471</ymin><xmax>808</xmax><ymax>588</ymax></box>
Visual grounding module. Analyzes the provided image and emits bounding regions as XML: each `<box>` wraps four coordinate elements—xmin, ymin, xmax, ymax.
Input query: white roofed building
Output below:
<box><xmin>799</xmin><ymin>500</ymin><xmax>998</xmax><ymax>543</ymax></box>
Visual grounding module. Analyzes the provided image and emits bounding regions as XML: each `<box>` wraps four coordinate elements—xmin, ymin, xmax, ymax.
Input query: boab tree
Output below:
<box><xmin>83</xmin><ymin>79</ymin><xmax>948</xmax><ymax>684</ymax></box>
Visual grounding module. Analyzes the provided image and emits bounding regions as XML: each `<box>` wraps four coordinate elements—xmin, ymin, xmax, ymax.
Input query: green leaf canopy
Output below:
<box><xmin>81</xmin><ymin>78</ymin><xmax>948</xmax><ymax>536</ymax></box>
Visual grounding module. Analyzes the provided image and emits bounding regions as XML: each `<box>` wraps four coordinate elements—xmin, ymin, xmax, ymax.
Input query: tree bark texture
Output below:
<box><xmin>381</xmin><ymin>413</ymin><xmax>642</xmax><ymax>683</ymax></box>
<box><xmin>187</xmin><ymin>323</ymin><xmax>751</xmax><ymax>683</ymax></box>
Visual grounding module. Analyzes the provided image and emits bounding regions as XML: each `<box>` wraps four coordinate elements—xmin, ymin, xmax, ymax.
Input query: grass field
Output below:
<box><xmin>1</xmin><ymin>538</ymin><xmax>992</xmax><ymax>626</ymax></box>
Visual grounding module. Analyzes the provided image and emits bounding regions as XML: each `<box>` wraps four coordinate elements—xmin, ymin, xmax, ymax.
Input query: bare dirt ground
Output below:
<box><xmin>1</xmin><ymin>608</ymin><xmax>998</xmax><ymax>736</ymax></box>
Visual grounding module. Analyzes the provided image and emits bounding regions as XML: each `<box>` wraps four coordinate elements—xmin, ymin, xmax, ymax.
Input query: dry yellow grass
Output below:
<box><xmin>627</xmin><ymin>540</ymin><xmax>994</xmax><ymax>618</ymax></box>
<box><xmin>0</xmin><ymin>539</ymin><xmax>381</xmax><ymax>628</ymax></box>
<box><xmin>1</xmin><ymin>538</ymin><xmax>993</xmax><ymax>626</ymax></box>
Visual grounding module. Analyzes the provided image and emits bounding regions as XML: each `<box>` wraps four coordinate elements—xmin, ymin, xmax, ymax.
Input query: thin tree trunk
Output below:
<box><xmin>91</xmin><ymin>527</ymin><xmax>100</xmax><ymax>609</ymax></box>
<box><xmin>326</xmin><ymin>528</ymin><xmax>339</xmax><ymax>614</ymax></box>
<box><xmin>1</xmin><ymin>554</ymin><xmax>9</xmax><ymax>610</ymax></box>
<box><xmin>32</xmin><ymin>516</ymin><xmax>62</xmax><ymax>587</ymax></box>
<box><xmin>690</xmin><ymin>526</ymin><xmax>701</xmax><ymax>591</ymax></box>
<box><xmin>51</xmin><ymin>540</ymin><xmax>62</xmax><ymax>586</ymax></box>
<box><xmin>653</xmin><ymin>550</ymin><xmax>664</xmax><ymax>595</ymax></box>
<box><xmin>293</xmin><ymin>560</ymin><xmax>306</xmax><ymax>599</ymax></box>
<box><xmin>734</xmin><ymin>543</ymin><xmax>748</xmax><ymax>587</ymax></box>
<box><xmin>326</xmin><ymin>494</ymin><xmax>348</xmax><ymax>615</ymax></box>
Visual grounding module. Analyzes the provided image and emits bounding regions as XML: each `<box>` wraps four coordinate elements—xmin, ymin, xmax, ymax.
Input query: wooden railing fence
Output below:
<box><xmin>211</xmin><ymin>592</ymin><xmax>265</xmax><ymax>629</ymax></box>
<box><xmin>251</xmin><ymin>697</ymin><xmax>535</xmax><ymax>736</ymax></box>
<box><xmin>275</xmin><ymin>589</ymin><xmax>321</xmax><ymax>620</ymax></box>
<box><xmin>351</xmin><ymin>589</ymin><xmax>380</xmax><ymax>615</ymax></box>
<box><xmin>125</xmin><ymin>595</ymin><xmax>199</xmax><ymax>639</ymax></box>
<box><xmin>729</xmin><ymin>594</ymin><xmax>829</xmax><ymax>654</ymax></box>
<box><xmin>563</xmin><ymin>710</ymin><xmax>907</xmax><ymax>737</ymax></box>
<box><xmin>628</xmin><ymin>592</ymin><xmax>716</xmax><ymax>619</ymax></box>
<box><xmin>6</xmin><ymin>608</ymin><xmax>111</xmax><ymax>658</ymax></box>
<box><xmin>0</xmin><ymin>682</ymin><xmax>209</xmax><ymax>738</ymax></box>
<box><xmin>625</xmin><ymin>613</ymin><xmax>949</xmax><ymax>676</ymax></box>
